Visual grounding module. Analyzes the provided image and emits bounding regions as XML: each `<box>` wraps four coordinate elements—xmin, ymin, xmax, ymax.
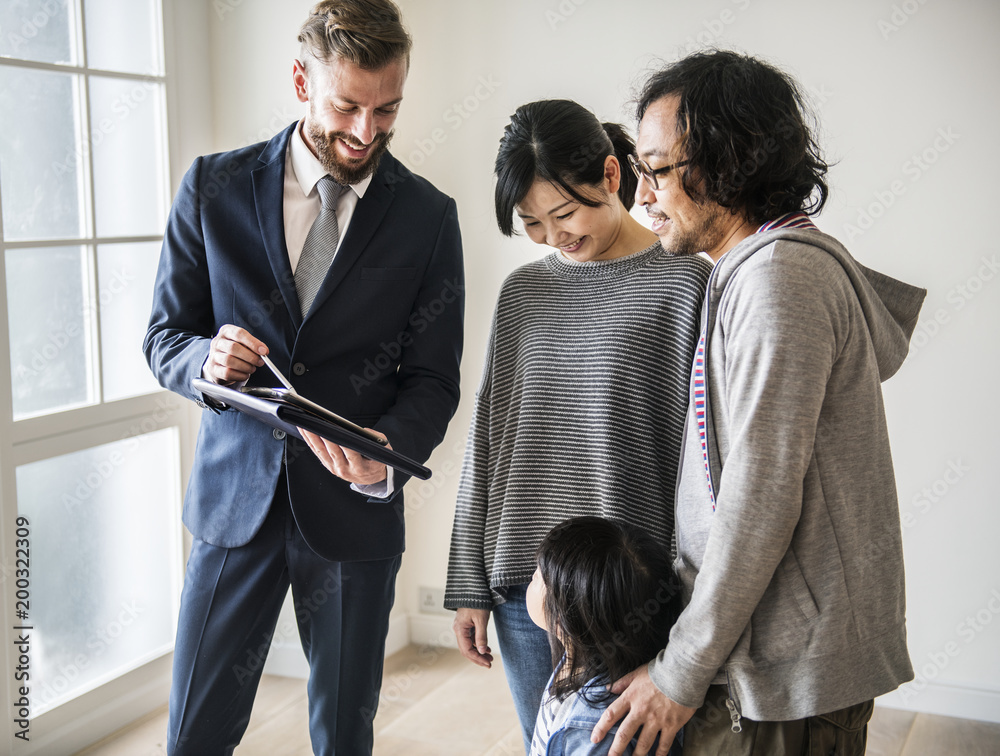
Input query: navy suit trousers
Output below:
<box><xmin>167</xmin><ymin>475</ymin><xmax>401</xmax><ymax>755</ymax></box>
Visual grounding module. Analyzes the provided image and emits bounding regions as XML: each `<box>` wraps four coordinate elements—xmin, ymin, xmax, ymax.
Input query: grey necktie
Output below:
<box><xmin>295</xmin><ymin>175</ymin><xmax>345</xmax><ymax>317</ymax></box>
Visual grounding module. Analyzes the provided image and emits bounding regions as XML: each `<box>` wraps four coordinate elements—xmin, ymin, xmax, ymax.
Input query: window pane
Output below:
<box><xmin>15</xmin><ymin>428</ymin><xmax>181</xmax><ymax>715</ymax></box>
<box><xmin>0</xmin><ymin>67</ymin><xmax>86</xmax><ymax>242</ymax></box>
<box><xmin>0</xmin><ymin>0</ymin><xmax>78</xmax><ymax>65</ymax></box>
<box><xmin>84</xmin><ymin>0</ymin><xmax>161</xmax><ymax>75</ymax></box>
<box><xmin>98</xmin><ymin>242</ymin><xmax>161</xmax><ymax>401</ymax></box>
<box><xmin>6</xmin><ymin>245</ymin><xmax>95</xmax><ymax>419</ymax></box>
<box><xmin>89</xmin><ymin>76</ymin><xmax>167</xmax><ymax>238</ymax></box>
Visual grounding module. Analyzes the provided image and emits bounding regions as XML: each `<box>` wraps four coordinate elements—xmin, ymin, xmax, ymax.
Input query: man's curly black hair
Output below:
<box><xmin>636</xmin><ymin>50</ymin><xmax>829</xmax><ymax>225</ymax></box>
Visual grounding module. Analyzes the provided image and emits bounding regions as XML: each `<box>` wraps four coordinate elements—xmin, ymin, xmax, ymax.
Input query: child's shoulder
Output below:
<box><xmin>536</xmin><ymin>682</ymin><xmax>626</xmax><ymax>755</ymax></box>
<box><xmin>542</xmin><ymin>683</ymin><xmax>680</xmax><ymax>755</ymax></box>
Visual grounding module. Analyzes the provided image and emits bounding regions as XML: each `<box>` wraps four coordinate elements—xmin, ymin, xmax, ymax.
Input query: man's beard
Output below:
<box><xmin>307</xmin><ymin>122</ymin><xmax>394</xmax><ymax>185</ymax></box>
<box><xmin>654</xmin><ymin>202</ymin><xmax>730</xmax><ymax>257</ymax></box>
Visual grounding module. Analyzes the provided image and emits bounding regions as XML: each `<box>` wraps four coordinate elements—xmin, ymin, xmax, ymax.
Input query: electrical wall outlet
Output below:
<box><xmin>418</xmin><ymin>586</ymin><xmax>449</xmax><ymax>615</ymax></box>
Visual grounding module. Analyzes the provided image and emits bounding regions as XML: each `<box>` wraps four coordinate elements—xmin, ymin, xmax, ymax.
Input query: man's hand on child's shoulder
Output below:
<box><xmin>591</xmin><ymin>666</ymin><xmax>694</xmax><ymax>756</ymax></box>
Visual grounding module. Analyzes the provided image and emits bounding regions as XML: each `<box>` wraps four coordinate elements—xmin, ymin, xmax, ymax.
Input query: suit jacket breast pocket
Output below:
<box><xmin>360</xmin><ymin>267</ymin><xmax>417</xmax><ymax>281</ymax></box>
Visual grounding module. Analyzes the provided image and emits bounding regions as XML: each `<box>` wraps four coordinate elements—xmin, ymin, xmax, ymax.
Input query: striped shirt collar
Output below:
<box><xmin>757</xmin><ymin>211</ymin><xmax>818</xmax><ymax>233</ymax></box>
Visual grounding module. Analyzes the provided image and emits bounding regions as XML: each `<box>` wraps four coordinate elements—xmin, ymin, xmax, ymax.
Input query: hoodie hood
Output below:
<box><xmin>712</xmin><ymin>227</ymin><xmax>927</xmax><ymax>381</ymax></box>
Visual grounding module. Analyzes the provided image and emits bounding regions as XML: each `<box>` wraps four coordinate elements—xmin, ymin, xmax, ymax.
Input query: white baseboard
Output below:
<box><xmin>878</xmin><ymin>680</ymin><xmax>1000</xmax><ymax>724</ymax></box>
<box><xmin>384</xmin><ymin>610</ymin><xmax>411</xmax><ymax>657</ymax></box>
<box><xmin>267</xmin><ymin>614</ymin><xmax>1000</xmax><ymax>727</ymax></box>
<box><xmin>408</xmin><ymin>613</ymin><xmax>459</xmax><ymax>649</ymax></box>
<box><xmin>407</xmin><ymin>612</ymin><xmax>512</xmax><ymax>662</ymax></box>
<box><xmin>262</xmin><ymin>638</ymin><xmax>310</xmax><ymax>680</ymax></box>
<box><xmin>19</xmin><ymin>656</ymin><xmax>172</xmax><ymax>756</ymax></box>
<box><xmin>262</xmin><ymin>611</ymin><xmax>412</xmax><ymax>680</ymax></box>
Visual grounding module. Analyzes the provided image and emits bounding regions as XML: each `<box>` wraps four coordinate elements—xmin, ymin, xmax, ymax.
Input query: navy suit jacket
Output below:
<box><xmin>144</xmin><ymin>122</ymin><xmax>464</xmax><ymax>562</ymax></box>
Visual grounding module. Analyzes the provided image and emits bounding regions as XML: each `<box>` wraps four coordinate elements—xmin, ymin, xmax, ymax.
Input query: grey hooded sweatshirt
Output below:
<box><xmin>650</xmin><ymin>227</ymin><xmax>925</xmax><ymax>723</ymax></box>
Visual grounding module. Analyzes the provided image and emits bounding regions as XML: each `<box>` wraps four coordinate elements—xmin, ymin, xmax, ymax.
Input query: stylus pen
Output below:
<box><xmin>260</xmin><ymin>353</ymin><xmax>295</xmax><ymax>392</ymax></box>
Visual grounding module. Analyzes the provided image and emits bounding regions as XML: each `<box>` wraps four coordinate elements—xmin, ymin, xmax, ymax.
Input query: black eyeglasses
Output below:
<box><xmin>627</xmin><ymin>153</ymin><xmax>691</xmax><ymax>191</ymax></box>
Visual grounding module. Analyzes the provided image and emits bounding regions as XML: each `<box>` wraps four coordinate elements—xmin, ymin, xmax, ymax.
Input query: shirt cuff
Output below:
<box><xmin>351</xmin><ymin>467</ymin><xmax>395</xmax><ymax>500</ymax></box>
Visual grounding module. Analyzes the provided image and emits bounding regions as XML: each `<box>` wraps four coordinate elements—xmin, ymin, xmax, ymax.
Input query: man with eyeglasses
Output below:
<box><xmin>593</xmin><ymin>51</ymin><xmax>925</xmax><ymax>756</ymax></box>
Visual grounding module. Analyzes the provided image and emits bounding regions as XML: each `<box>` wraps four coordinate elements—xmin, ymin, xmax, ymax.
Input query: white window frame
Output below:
<box><xmin>0</xmin><ymin>1</ymin><xmax>197</xmax><ymax>752</ymax></box>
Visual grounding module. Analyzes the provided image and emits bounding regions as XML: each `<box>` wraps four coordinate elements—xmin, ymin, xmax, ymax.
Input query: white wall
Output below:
<box><xmin>198</xmin><ymin>0</ymin><xmax>1000</xmax><ymax>722</ymax></box>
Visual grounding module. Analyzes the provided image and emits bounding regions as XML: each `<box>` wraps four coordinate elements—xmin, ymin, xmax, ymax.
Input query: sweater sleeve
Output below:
<box><xmin>443</xmin><ymin>302</ymin><xmax>501</xmax><ymax>610</ymax></box>
<box><xmin>649</xmin><ymin>251</ymin><xmax>849</xmax><ymax>706</ymax></box>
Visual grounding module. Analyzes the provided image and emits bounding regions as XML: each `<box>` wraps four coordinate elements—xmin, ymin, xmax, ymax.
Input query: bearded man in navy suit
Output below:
<box><xmin>144</xmin><ymin>2</ymin><xmax>464</xmax><ymax>753</ymax></box>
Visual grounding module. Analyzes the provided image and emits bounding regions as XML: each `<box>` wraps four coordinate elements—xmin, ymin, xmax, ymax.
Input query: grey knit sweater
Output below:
<box><xmin>444</xmin><ymin>242</ymin><xmax>712</xmax><ymax>609</ymax></box>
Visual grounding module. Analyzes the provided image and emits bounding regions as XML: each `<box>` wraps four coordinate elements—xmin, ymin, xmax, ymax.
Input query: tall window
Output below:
<box><xmin>0</xmin><ymin>0</ymin><xmax>185</xmax><ymax>749</ymax></box>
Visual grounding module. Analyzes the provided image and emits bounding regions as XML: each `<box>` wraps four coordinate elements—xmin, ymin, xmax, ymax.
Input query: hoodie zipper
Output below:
<box><xmin>724</xmin><ymin>669</ymin><xmax>743</xmax><ymax>733</ymax></box>
<box><xmin>703</xmin><ymin>268</ymin><xmax>741</xmax><ymax>736</ymax></box>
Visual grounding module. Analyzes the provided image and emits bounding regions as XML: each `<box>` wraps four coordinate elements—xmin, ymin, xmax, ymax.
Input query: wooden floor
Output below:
<box><xmin>76</xmin><ymin>644</ymin><xmax>1000</xmax><ymax>755</ymax></box>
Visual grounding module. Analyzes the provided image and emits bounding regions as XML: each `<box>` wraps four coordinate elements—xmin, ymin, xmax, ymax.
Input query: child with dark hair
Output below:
<box><xmin>525</xmin><ymin>516</ymin><xmax>682</xmax><ymax>756</ymax></box>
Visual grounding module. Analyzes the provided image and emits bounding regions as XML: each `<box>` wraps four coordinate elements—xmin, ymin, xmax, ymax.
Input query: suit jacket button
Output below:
<box><xmin>273</xmin><ymin>429</ymin><xmax>286</xmax><ymax>440</ymax></box>
<box><xmin>292</xmin><ymin>362</ymin><xmax>306</xmax><ymax>376</ymax></box>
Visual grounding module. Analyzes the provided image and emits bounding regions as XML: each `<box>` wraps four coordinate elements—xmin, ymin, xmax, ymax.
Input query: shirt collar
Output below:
<box><xmin>290</xmin><ymin>119</ymin><xmax>373</xmax><ymax>200</ymax></box>
<box><xmin>757</xmin><ymin>211</ymin><xmax>817</xmax><ymax>233</ymax></box>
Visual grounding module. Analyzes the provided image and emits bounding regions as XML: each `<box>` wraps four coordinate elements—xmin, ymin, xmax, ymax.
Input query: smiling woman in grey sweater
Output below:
<box><xmin>443</xmin><ymin>99</ymin><xmax>711</xmax><ymax>751</ymax></box>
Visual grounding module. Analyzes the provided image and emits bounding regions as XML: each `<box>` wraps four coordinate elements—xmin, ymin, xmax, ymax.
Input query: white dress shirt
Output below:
<box><xmin>284</xmin><ymin>120</ymin><xmax>395</xmax><ymax>499</ymax></box>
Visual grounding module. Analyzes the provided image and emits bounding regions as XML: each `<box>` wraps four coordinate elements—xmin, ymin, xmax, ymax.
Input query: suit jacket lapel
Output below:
<box><xmin>303</xmin><ymin>156</ymin><xmax>396</xmax><ymax>322</ymax></box>
<box><xmin>252</xmin><ymin>122</ymin><xmax>303</xmax><ymax>329</ymax></box>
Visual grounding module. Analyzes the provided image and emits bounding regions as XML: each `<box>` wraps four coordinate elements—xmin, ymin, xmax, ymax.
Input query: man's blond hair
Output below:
<box><xmin>298</xmin><ymin>0</ymin><xmax>411</xmax><ymax>71</ymax></box>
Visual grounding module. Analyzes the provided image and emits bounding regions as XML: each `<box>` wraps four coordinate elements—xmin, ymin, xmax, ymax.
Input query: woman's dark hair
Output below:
<box><xmin>494</xmin><ymin>100</ymin><xmax>640</xmax><ymax>236</ymax></box>
<box><xmin>635</xmin><ymin>50</ymin><xmax>829</xmax><ymax>225</ymax></box>
<box><xmin>537</xmin><ymin>516</ymin><xmax>680</xmax><ymax>702</ymax></box>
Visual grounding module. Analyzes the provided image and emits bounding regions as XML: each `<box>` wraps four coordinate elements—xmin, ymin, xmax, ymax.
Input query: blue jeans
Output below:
<box><xmin>492</xmin><ymin>583</ymin><xmax>556</xmax><ymax>754</ymax></box>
